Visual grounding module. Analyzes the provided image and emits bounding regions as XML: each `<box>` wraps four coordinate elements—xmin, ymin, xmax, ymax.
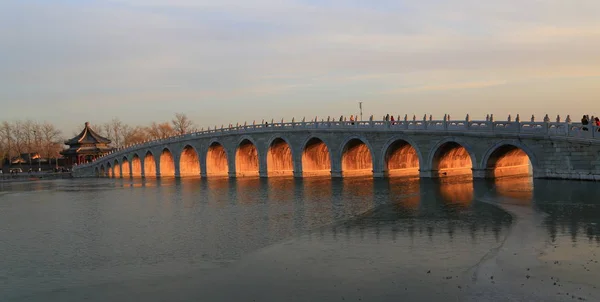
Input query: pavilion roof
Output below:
<box><xmin>65</xmin><ymin>122</ymin><xmax>111</xmax><ymax>145</ymax></box>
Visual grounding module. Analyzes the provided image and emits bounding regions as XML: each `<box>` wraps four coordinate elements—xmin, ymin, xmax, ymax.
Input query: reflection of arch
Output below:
<box><xmin>131</xmin><ymin>153</ymin><xmax>142</xmax><ymax>177</ymax></box>
<box><xmin>236</xmin><ymin>138</ymin><xmax>259</xmax><ymax>177</ymax></box>
<box><xmin>114</xmin><ymin>160</ymin><xmax>121</xmax><ymax>178</ymax></box>
<box><xmin>340</xmin><ymin>136</ymin><xmax>373</xmax><ymax>177</ymax></box>
<box><xmin>267</xmin><ymin>137</ymin><xmax>294</xmax><ymax>177</ymax></box>
<box><xmin>493</xmin><ymin>177</ymin><xmax>533</xmax><ymax>204</ymax></box>
<box><xmin>144</xmin><ymin>151</ymin><xmax>157</xmax><ymax>177</ymax></box>
<box><xmin>302</xmin><ymin>136</ymin><xmax>332</xmax><ymax>177</ymax></box>
<box><xmin>481</xmin><ymin>141</ymin><xmax>535</xmax><ymax>178</ymax></box>
<box><xmin>438</xmin><ymin>179</ymin><xmax>473</xmax><ymax>207</ymax></box>
<box><xmin>206</xmin><ymin>141</ymin><xmax>229</xmax><ymax>177</ymax></box>
<box><xmin>381</xmin><ymin>137</ymin><xmax>421</xmax><ymax>177</ymax></box>
<box><xmin>428</xmin><ymin>138</ymin><xmax>475</xmax><ymax>177</ymax></box>
<box><xmin>159</xmin><ymin>148</ymin><xmax>175</xmax><ymax>177</ymax></box>
<box><xmin>180</xmin><ymin>145</ymin><xmax>200</xmax><ymax>177</ymax></box>
<box><xmin>121</xmin><ymin>156</ymin><xmax>131</xmax><ymax>178</ymax></box>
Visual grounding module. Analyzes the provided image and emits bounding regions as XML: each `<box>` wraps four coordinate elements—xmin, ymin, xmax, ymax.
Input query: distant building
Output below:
<box><xmin>2</xmin><ymin>153</ymin><xmax>63</xmax><ymax>173</ymax></box>
<box><xmin>10</xmin><ymin>153</ymin><xmax>42</xmax><ymax>164</ymax></box>
<box><xmin>60</xmin><ymin>122</ymin><xmax>114</xmax><ymax>167</ymax></box>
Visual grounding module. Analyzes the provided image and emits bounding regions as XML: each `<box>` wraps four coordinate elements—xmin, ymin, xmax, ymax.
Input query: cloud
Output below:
<box><xmin>1</xmin><ymin>0</ymin><xmax>600</xmax><ymax>132</ymax></box>
<box><xmin>388</xmin><ymin>80</ymin><xmax>508</xmax><ymax>93</ymax></box>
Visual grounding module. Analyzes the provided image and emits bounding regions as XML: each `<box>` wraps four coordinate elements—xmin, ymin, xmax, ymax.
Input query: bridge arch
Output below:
<box><xmin>94</xmin><ymin>167</ymin><xmax>100</xmax><ymax>177</ymax></box>
<box><xmin>143</xmin><ymin>150</ymin><xmax>157</xmax><ymax>178</ymax></box>
<box><xmin>131</xmin><ymin>153</ymin><xmax>142</xmax><ymax>177</ymax></box>
<box><xmin>236</xmin><ymin>137</ymin><xmax>260</xmax><ymax>177</ymax></box>
<box><xmin>266</xmin><ymin>136</ymin><xmax>294</xmax><ymax>177</ymax></box>
<box><xmin>121</xmin><ymin>156</ymin><xmax>131</xmax><ymax>178</ymax></box>
<box><xmin>106</xmin><ymin>162</ymin><xmax>113</xmax><ymax>178</ymax></box>
<box><xmin>481</xmin><ymin>140</ymin><xmax>536</xmax><ymax>178</ymax></box>
<box><xmin>206</xmin><ymin>140</ymin><xmax>229</xmax><ymax>177</ymax></box>
<box><xmin>113</xmin><ymin>159</ymin><xmax>121</xmax><ymax>178</ymax></box>
<box><xmin>339</xmin><ymin>136</ymin><xmax>374</xmax><ymax>177</ymax></box>
<box><xmin>428</xmin><ymin>138</ymin><xmax>476</xmax><ymax>177</ymax></box>
<box><xmin>100</xmin><ymin>164</ymin><xmax>106</xmax><ymax>177</ymax></box>
<box><xmin>381</xmin><ymin>136</ymin><xmax>423</xmax><ymax>177</ymax></box>
<box><xmin>179</xmin><ymin>145</ymin><xmax>201</xmax><ymax>177</ymax></box>
<box><xmin>159</xmin><ymin>147</ymin><xmax>176</xmax><ymax>177</ymax></box>
<box><xmin>302</xmin><ymin>136</ymin><xmax>332</xmax><ymax>177</ymax></box>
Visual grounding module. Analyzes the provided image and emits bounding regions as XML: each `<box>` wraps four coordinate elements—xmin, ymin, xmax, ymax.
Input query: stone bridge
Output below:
<box><xmin>73</xmin><ymin>115</ymin><xmax>600</xmax><ymax>181</ymax></box>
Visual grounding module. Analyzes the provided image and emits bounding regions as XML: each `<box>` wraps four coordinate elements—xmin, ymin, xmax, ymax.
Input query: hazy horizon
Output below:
<box><xmin>2</xmin><ymin>0</ymin><xmax>599</xmax><ymax>134</ymax></box>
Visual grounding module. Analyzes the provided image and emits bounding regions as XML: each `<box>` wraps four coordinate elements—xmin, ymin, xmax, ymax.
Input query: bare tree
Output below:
<box><xmin>110</xmin><ymin>118</ymin><xmax>124</xmax><ymax>148</ymax></box>
<box><xmin>21</xmin><ymin>120</ymin><xmax>35</xmax><ymax>153</ymax></box>
<box><xmin>32</xmin><ymin>122</ymin><xmax>42</xmax><ymax>156</ymax></box>
<box><xmin>40</xmin><ymin>122</ymin><xmax>63</xmax><ymax>160</ymax></box>
<box><xmin>101</xmin><ymin>123</ymin><xmax>112</xmax><ymax>141</ymax></box>
<box><xmin>146</xmin><ymin>122</ymin><xmax>175</xmax><ymax>140</ymax></box>
<box><xmin>171</xmin><ymin>113</ymin><xmax>196</xmax><ymax>135</ymax></box>
<box><xmin>122</xmin><ymin>125</ymin><xmax>148</xmax><ymax>146</ymax></box>
<box><xmin>0</xmin><ymin>121</ymin><xmax>12</xmax><ymax>161</ymax></box>
<box><xmin>12</xmin><ymin>121</ymin><xmax>26</xmax><ymax>157</ymax></box>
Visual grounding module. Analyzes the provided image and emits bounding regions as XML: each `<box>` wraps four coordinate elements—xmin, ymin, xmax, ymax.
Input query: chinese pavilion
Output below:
<box><xmin>61</xmin><ymin>122</ymin><xmax>114</xmax><ymax>166</ymax></box>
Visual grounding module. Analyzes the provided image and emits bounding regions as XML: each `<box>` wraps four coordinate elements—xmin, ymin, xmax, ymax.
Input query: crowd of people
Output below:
<box><xmin>581</xmin><ymin>115</ymin><xmax>600</xmax><ymax>131</ymax></box>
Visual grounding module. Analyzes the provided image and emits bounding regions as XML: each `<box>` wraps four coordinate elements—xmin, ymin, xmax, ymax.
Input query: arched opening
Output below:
<box><xmin>341</xmin><ymin>138</ymin><xmax>373</xmax><ymax>177</ymax></box>
<box><xmin>121</xmin><ymin>157</ymin><xmax>131</xmax><ymax>178</ymax></box>
<box><xmin>144</xmin><ymin>152</ymin><xmax>157</xmax><ymax>178</ymax></box>
<box><xmin>384</xmin><ymin>140</ymin><xmax>420</xmax><ymax>177</ymax></box>
<box><xmin>267</xmin><ymin>138</ymin><xmax>293</xmax><ymax>177</ymax></box>
<box><xmin>486</xmin><ymin>145</ymin><xmax>532</xmax><ymax>178</ymax></box>
<box><xmin>131</xmin><ymin>154</ymin><xmax>142</xmax><ymax>177</ymax></box>
<box><xmin>432</xmin><ymin>142</ymin><xmax>473</xmax><ymax>177</ymax></box>
<box><xmin>100</xmin><ymin>165</ymin><xmax>106</xmax><ymax>177</ymax></box>
<box><xmin>160</xmin><ymin>149</ymin><xmax>175</xmax><ymax>177</ymax></box>
<box><xmin>114</xmin><ymin>160</ymin><xmax>121</xmax><ymax>178</ymax></box>
<box><xmin>94</xmin><ymin>167</ymin><xmax>99</xmax><ymax>177</ymax></box>
<box><xmin>207</xmin><ymin>142</ymin><xmax>228</xmax><ymax>177</ymax></box>
<box><xmin>179</xmin><ymin>145</ymin><xmax>200</xmax><ymax>177</ymax></box>
<box><xmin>106</xmin><ymin>163</ymin><xmax>113</xmax><ymax>178</ymax></box>
<box><xmin>235</xmin><ymin>139</ymin><xmax>259</xmax><ymax>177</ymax></box>
<box><xmin>302</xmin><ymin>137</ymin><xmax>331</xmax><ymax>177</ymax></box>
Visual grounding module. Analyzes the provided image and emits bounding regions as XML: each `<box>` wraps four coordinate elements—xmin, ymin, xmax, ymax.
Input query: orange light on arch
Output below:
<box><xmin>302</xmin><ymin>137</ymin><xmax>331</xmax><ymax>177</ymax></box>
<box><xmin>267</xmin><ymin>138</ymin><xmax>293</xmax><ymax>177</ymax></box>
<box><xmin>341</xmin><ymin>138</ymin><xmax>373</xmax><ymax>177</ymax></box>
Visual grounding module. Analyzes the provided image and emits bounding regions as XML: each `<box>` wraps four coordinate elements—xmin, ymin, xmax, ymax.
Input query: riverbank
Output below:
<box><xmin>0</xmin><ymin>172</ymin><xmax>72</xmax><ymax>183</ymax></box>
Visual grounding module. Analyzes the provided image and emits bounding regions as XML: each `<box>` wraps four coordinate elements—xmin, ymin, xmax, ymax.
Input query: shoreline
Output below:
<box><xmin>0</xmin><ymin>173</ymin><xmax>72</xmax><ymax>184</ymax></box>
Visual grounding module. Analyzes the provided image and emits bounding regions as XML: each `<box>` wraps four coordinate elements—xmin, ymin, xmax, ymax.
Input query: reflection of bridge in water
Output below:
<box><xmin>74</xmin><ymin>116</ymin><xmax>600</xmax><ymax>181</ymax></box>
<box><xmin>89</xmin><ymin>174</ymin><xmax>600</xmax><ymax>245</ymax></box>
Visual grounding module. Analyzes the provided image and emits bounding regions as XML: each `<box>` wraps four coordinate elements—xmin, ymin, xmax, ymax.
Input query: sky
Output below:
<box><xmin>1</xmin><ymin>0</ymin><xmax>599</xmax><ymax>133</ymax></box>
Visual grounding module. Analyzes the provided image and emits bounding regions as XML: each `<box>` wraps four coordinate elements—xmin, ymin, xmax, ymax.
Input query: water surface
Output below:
<box><xmin>1</xmin><ymin>176</ymin><xmax>599</xmax><ymax>301</ymax></box>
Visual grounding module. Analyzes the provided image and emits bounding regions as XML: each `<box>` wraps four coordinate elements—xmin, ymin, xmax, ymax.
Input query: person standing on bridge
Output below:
<box><xmin>390</xmin><ymin>115</ymin><xmax>395</xmax><ymax>125</ymax></box>
<box><xmin>350</xmin><ymin>115</ymin><xmax>355</xmax><ymax>125</ymax></box>
<box><xmin>582</xmin><ymin>115</ymin><xmax>589</xmax><ymax>131</ymax></box>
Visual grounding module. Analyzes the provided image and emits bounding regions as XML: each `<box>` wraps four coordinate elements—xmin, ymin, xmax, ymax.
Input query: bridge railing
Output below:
<box><xmin>74</xmin><ymin>119</ymin><xmax>600</xmax><ymax>170</ymax></box>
